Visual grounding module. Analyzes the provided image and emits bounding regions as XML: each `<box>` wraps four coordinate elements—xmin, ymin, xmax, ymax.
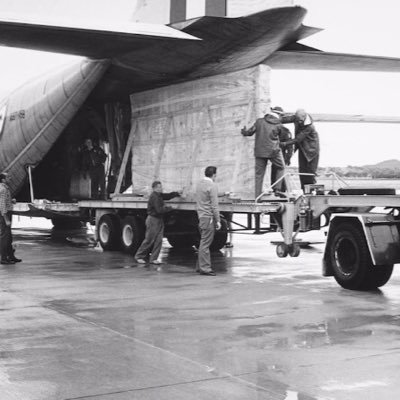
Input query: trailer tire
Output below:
<box><xmin>366</xmin><ymin>264</ymin><xmax>394</xmax><ymax>289</ymax></box>
<box><xmin>121</xmin><ymin>216</ymin><xmax>145</xmax><ymax>255</ymax></box>
<box><xmin>329</xmin><ymin>221</ymin><xmax>393</xmax><ymax>290</ymax></box>
<box><xmin>97</xmin><ymin>214</ymin><xmax>121</xmax><ymax>251</ymax></box>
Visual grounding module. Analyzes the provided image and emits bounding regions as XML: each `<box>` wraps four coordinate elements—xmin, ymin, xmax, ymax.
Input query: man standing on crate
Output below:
<box><xmin>195</xmin><ymin>166</ymin><xmax>221</xmax><ymax>276</ymax></box>
<box><xmin>241</xmin><ymin>112</ymin><xmax>287</xmax><ymax>198</ymax></box>
<box><xmin>273</xmin><ymin>108</ymin><xmax>320</xmax><ymax>191</ymax></box>
<box><xmin>271</xmin><ymin>106</ymin><xmax>293</xmax><ymax>192</ymax></box>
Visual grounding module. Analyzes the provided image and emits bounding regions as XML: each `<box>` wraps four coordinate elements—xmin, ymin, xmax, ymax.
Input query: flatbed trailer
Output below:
<box><xmin>78</xmin><ymin>195</ymin><xmax>285</xmax><ymax>252</ymax></box>
<box><xmin>13</xmin><ymin>182</ymin><xmax>400</xmax><ymax>291</ymax></box>
<box><xmin>77</xmin><ymin>187</ymin><xmax>400</xmax><ymax>291</ymax></box>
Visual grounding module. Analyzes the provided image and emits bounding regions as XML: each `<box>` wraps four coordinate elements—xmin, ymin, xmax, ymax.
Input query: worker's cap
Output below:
<box><xmin>295</xmin><ymin>109</ymin><xmax>307</xmax><ymax>118</ymax></box>
<box><xmin>265</xmin><ymin>112</ymin><xmax>280</xmax><ymax>119</ymax></box>
<box><xmin>272</xmin><ymin>106</ymin><xmax>283</xmax><ymax>112</ymax></box>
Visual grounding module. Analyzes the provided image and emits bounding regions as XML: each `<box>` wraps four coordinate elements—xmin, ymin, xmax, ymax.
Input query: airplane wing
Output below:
<box><xmin>1</xmin><ymin>6</ymin><xmax>400</xmax><ymax>101</ymax></box>
<box><xmin>266</xmin><ymin>43</ymin><xmax>400</xmax><ymax>72</ymax></box>
<box><xmin>94</xmin><ymin>7</ymin><xmax>315</xmax><ymax>99</ymax></box>
<box><xmin>0</xmin><ymin>13</ymin><xmax>199</xmax><ymax>58</ymax></box>
<box><xmin>312</xmin><ymin>114</ymin><xmax>400</xmax><ymax>123</ymax></box>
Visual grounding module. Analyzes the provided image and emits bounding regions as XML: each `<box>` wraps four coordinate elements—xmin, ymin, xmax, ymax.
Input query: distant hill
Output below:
<box><xmin>324</xmin><ymin>159</ymin><xmax>400</xmax><ymax>179</ymax></box>
<box><xmin>363</xmin><ymin>159</ymin><xmax>400</xmax><ymax>169</ymax></box>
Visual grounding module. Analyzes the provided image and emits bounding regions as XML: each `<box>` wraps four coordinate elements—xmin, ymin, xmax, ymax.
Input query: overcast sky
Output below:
<box><xmin>274</xmin><ymin>0</ymin><xmax>400</xmax><ymax>167</ymax></box>
<box><xmin>0</xmin><ymin>0</ymin><xmax>399</xmax><ymax>167</ymax></box>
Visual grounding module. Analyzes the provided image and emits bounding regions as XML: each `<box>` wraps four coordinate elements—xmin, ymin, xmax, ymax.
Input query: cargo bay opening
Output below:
<box><xmin>16</xmin><ymin>99</ymin><xmax>132</xmax><ymax>203</ymax></box>
<box><xmin>17</xmin><ymin>65</ymin><xmax>272</xmax><ymax>203</ymax></box>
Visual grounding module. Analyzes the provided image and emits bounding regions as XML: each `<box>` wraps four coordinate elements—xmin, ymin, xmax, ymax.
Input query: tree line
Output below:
<box><xmin>322</xmin><ymin>166</ymin><xmax>400</xmax><ymax>179</ymax></box>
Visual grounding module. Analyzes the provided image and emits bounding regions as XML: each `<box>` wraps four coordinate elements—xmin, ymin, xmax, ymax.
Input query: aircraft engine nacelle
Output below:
<box><xmin>0</xmin><ymin>58</ymin><xmax>109</xmax><ymax>195</ymax></box>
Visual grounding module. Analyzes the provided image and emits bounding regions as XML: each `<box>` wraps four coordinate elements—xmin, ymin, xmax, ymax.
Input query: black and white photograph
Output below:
<box><xmin>1</xmin><ymin>1</ymin><xmax>400</xmax><ymax>399</ymax></box>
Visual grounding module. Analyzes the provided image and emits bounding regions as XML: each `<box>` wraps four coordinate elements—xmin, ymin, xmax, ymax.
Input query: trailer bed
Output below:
<box><xmin>78</xmin><ymin>195</ymin><xmax>288</xmax><ymax>214</ymax></box>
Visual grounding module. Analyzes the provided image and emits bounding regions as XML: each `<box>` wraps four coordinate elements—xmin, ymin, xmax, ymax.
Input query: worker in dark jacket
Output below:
<box><xmin>135</xmin><ymin>181</ymin><xmax>180</xmax><ymax>265</ymax></box>
<box><xmin>0</xmin><ymin>173</ymin><xmax>22</xmax><ymax>264</ymax></box>
<box><xmin>241</xmin><ymin>112</ymin><xmax>286</xmax><ymax>198</ymax></box>
<box><xmin>276</xmin><ymin>108</ymin><xmax>320</xmax><ymax>190</ymax></box>
<box><xmin>271</xmin><ymin>123</ymin><xmax>293</xmax><ymax>192</ymax></box>
<box><xmin>80</xmin><ymin>138</ymin><xmax>107</xmax><ymax>199</ymax></box>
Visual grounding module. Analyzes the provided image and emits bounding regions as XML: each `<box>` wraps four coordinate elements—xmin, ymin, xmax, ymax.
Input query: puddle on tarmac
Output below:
<box><xmin>289</xmin><ymin>313</ymin><xmax>400</xmax><ymax>348</ymax></box>
<box><xmin>236</xmin><ymin>322</ymin><xmax>284</xmax><ymax>338</ymax></box>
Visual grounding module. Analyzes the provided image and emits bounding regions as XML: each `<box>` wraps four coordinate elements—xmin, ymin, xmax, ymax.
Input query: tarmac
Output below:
<box><xmin>1</xmin><ymin>218</ymin><xmax>400</xmax><ymax>400</ymax></box>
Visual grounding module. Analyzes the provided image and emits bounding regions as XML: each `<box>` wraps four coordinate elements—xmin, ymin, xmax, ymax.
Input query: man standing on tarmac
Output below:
<box><xmin>0</xmin><ymin>173</ymin><xmax>22</xmax><ymax>265</ymax></box>
<box><xmin>241</xmin><ymin>112</ymin><xmax>287</xmax><ymax>198</ymax></box>
<box><xmin>195</xmin><ymin>166</ymin><xmax>221</xmax><ymax>276</ymax></box>
<box><xmin>135</xmin><ymin>181</ymin><xmax>180</xmax><ymax>265</ymax></box>
<box><xmin>274</xmin><ymin>108</ymin><xmax>320</xmax><ymax>190</ymax></box>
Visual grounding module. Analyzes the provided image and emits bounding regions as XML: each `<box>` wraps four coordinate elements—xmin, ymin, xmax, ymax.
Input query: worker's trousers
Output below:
<box><xmin>135</xmin><ymin>216</ymin><xmax>164</xmax><ymax>262</ymax></box>
<box><xmin>89</xmin><ymin>166</ymin><xmax>105</xmax><ymax>200</ymax></box>
<box><xmin>255</xmin><ymin>151</ymin><xmax>285</xmax><ymax>198</ymax></box>
<box><xmin>271</xmin><ymin>164</ymin><xmax>287</xmax><ymax>192</ymax></box>
<box><xmin>0</xmin><ymin>212</ymin><xmax>13</xmax><ymax>260</ymax></box>
<box><xmin>299</xmin><ymin>151</ymin><xmax>319</xmax><ymax>190</ymax></box>
<box><xmin>196</xmin><ymin>216</ymin><xmax>215</xmax><ymax>273</ymax></box>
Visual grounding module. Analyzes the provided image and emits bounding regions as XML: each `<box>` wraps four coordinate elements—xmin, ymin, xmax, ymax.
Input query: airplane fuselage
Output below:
<box><xmin>0</xmin><ymin>60</ymin><xmax>108</xmax><ymax>195</ymax></box>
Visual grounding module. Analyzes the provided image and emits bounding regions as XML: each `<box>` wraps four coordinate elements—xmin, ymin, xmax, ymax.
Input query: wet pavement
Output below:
<box><xmin>1</xmin><ymin>218</ymin><xmax>400</xmax><ymax>399</ymax></box>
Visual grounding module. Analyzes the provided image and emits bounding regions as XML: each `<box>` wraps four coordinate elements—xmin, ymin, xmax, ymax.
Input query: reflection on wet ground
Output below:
<box><xmin>1</xmin><ymin>219</ymin><xmax>400</xmax><ymax>399</ymax></box>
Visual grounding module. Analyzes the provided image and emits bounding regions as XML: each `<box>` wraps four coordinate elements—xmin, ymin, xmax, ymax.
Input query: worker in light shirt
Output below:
<box><xmin>195</xmin><ymin>166</ymin><xmax>221</xmax><ymax>276</ymax></box>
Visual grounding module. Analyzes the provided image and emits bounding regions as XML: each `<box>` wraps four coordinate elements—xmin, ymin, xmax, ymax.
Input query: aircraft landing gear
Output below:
<box><xmin>288</xmin><ymin>243</ymin><xmax>301</xmax><ymax>257</ymax></box>
<box><xmin>275</xmin><ymin>242</ymin><xmax>301</xmax><ymax>258</ymax></box>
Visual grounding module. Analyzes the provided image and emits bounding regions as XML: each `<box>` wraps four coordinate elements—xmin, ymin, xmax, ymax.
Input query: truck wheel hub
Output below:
<box><xmin>334</xmin><ymin>237</ymin><xmax>357</xmax><ymax>276</ymax></box>
<box><xmin>123</xmin><ymin>226</ymin><xmax>133</xmax><ymax>246</ymax></box>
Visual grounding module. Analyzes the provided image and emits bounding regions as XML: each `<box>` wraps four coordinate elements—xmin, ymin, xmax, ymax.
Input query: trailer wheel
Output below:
<box><xmin>288</xmin><ymin>243</ymin><xmax>301</xmax><ymax>257</ymax></box>
<box><xmin>210</xmin><ymin>219</ymin><xmax>229</xmax><ymax>251</ymax></box>
<box><xmin>329</xmin><ymin>222</ymin><xmax>393</xmax><ymax>290</ymax></box>
<box><xmin>97</xmin><ymin>214</ymin><xmax>121</xmax><ymax>251</ymax></box>
<box><xmin>276</xmin><ymin>243</ymin><xmax>289</xmax><ymax>258</ymax></box>
<box><xmin>367</xmin><ymin>265</ymin><xmax>394</xmax><ymax>288</ymax></box>
<box><xmin>121</xmin><ymin>216</ymin><xmax>145</xmax><ymax>255</ymax></box>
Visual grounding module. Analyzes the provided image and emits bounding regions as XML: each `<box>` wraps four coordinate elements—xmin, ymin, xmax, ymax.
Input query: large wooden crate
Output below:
<box><xmin>129</xmin><ymin>65</ymin><xmax>271</xmax><ymax>200</ymax></box>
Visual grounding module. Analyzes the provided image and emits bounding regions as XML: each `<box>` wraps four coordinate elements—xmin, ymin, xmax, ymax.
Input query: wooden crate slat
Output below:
<box><xmin>129</xmin><ymin>65</ymin><xmax>271</xmax><ymax>200</ymax></box>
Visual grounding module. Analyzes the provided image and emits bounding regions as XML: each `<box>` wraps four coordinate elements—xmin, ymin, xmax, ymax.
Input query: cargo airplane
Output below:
<box><xmin>0</xmin><ymin>5</ymin><xmax>400</xmax><ymax>205</ymax></box>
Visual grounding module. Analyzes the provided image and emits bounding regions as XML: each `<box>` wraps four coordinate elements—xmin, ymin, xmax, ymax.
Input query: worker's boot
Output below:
<box><xmin>9</xmin><ymin>249</ymin><xmax>22</xmax><ymax>263</ymax></box>
<box><xmin>1</xmin><ymin>258</ymin><xmax>15</xmax><ymax>264</ymax></box>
